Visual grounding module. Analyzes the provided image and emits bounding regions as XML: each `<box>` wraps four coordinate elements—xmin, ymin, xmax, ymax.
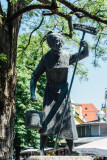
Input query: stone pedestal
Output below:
<box><xmin>26</xmin><ymin>156</ymin><xmax>92</xmax><ymax>160</ymax></box>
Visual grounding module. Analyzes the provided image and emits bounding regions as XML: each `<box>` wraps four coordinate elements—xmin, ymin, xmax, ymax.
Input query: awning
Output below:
<box><xmin>74</xmin><ymin>138</ymin><xmax>107</xmax><ymax>157</ymax></box>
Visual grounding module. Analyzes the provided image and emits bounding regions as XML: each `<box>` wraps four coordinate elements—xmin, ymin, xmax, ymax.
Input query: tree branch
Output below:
<box><xmin>38</xmin><ymin>0</ymin><xmax>51</xmax><ymax>4</ymax></box>
<box><xmin>7</xmin><ymin>0</ymin><xmax>73</xmax><ymax>38</ymax></box>
<box><xmin>74</xmin><ymin>12</ymin><xmax>85</xmax><ymax>18</ymax></box>
<box><xmin>58</xmin><ymin>0</ymin><xmax>107</xmax><ymax>24</ymax></box>
<box><xmin>66</xmin><ymin>16</ymin><xmax>73</xmax><ymax>38</ymax></box>
<box><xmin>6</xmin><ymin>4</ymin><xmax>57</xmax><ymax>23</ymax></box>
<box><xmin>93</xmin><ymin>34</ymin><xmax>101</xmax><ymax>67</ymax></box>
<box><xmin>22</xmin><ymin>15</ymin><xmax>44</xmax><ymax>53</ymax></box>
<box><xmin>8</xmin><ymin>0</ymin><xmax>107</xmax><ymax>25</ymax></box>
<box><xmin>95</xmin><ymin>34</ymin><xmax>101</xmax><ymax>57</ymax></box>
<box><xmin>54</xmin><ymin>10</ymin><xmax>73</xmax><ymax>37</ymax></box>
<box><xmin>69</xmin><ymin>11</ymin><xmax>84</xmax><ymax>18</ymax></box>
<box><xmin>0</xmin><ymin>2</ymin><xmax>6</xmax><ymax>18</ymax></box>
<box><xmin>43</xmin><ymin>12</ymin><xmax>54</xmax><ymax>16</ymax></box>
<box><xmin>7</xmin><ymin>0</ymin><xmax>13</xmax><ymax>18</ymax></box>
<box><xmin>43</xmin><ymin>9</ymin><xmax>73</xmax><ymax>38</ymax></box>
<box><xmin>52</xmin><ymin>0</ymin><xmax>57</xmax><ymax>6</ymax></box>
<box><xmin>73</xmin><ymin>0</ymin><xmax>81</xmax><ymax>4</ymax></box>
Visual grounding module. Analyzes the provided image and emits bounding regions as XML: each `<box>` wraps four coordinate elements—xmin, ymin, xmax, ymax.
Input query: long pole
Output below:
<box><xmin>53</xmin><ymin>31</ymin><xmax>86</xmax><ymax>154</ymax></box>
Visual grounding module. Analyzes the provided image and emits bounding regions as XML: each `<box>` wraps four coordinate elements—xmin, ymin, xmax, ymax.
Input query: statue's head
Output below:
<box><xmin>47</xmin><ymin>31</ymin><xmax>63</xmax><ymax>51</ymax></box>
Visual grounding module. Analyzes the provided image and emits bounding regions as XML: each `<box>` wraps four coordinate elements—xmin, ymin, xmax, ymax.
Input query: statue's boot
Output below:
<box><xmin>37</xmin><ymin>135</ymin><xmax>48</xmax><ymax>155</ymax></box>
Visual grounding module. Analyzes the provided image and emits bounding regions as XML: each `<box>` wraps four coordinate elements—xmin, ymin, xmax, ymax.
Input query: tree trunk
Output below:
<box><xmin>0</xmin><ymin>3</ymin><xmax>22</xmax><ymax>159</ymax></box>
<box><xmin>14</xmin><ymin>133</ymin><xmax>21</xmax><ymax>160</ymax></box>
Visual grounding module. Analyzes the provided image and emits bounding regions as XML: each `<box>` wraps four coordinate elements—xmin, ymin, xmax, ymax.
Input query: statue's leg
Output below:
<box><xmin>66</xmin><ymin>139</ymin><xmax>80</xmax><ymax>156</ymax></box>
<box><xmin>38</xmin><ymin>135</ymin><xmax>48</xmax><ymax>155</ymax></box>
<box><xmin>66</xmin><ymin>139</ymin><xmax>74</xmax><ymax>154</ymax></box>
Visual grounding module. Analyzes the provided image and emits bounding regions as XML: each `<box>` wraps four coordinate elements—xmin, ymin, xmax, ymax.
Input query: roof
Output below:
<box><xmin>74</xmin><ymin>136</ymin><xmax>107</xmax><ymax>144</ymax></box>
<box><xmin>60</xmin><ymin>136</ymin><xmax>107</xmax><ymax>144</ymax></box>
<box><xmin>74</xmin><ymin>138</ymin><xmax>107</xmax><ymax>157</ymax></box>
<box><xmin>76</xmin><ymin>121</ymin><xmax>107</xmax><ymax>127</ymax></box>
<box><xmin>20</xmin><ymin>148</ymin><xmax>53</xmax><ymax>154</ymax></box>
<box><xmin>75</xmin><ymin>117</ymin><xmax>84</xmax><ymax>124</ymax></box>
<box><xmin>81</xmin><ymin>104</ymin><xmax>98</xmax><ymax>122</ymax></box>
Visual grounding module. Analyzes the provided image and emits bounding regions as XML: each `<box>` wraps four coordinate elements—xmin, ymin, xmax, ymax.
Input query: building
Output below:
<box><xmin>101</xmin><ymin>88</ymin><xmax>107</xmax><ymax>121</ymax></box>
<box><xmin>74</xmin><ymin>111</ymin><xmax>107</xmax><ymax>159</ymax></box>
<box><xmin>102</xmin><ymin>106</ymin><xmax>107</xmax><ymax>120</ymax></box>
<box><xmin>73</xmin><ymin>103</ymin><xmax>98</xmax><ymax>124</ymax></box>
<box><xmin>72</xmin><ymin>103</ymin><xmax>87</xmax><ymax>125</ymax></box>
<box><xmin>77</xmin><ymin>121</ymin><xmax>107</xmax><ymax>137</ymax></box>
<box><xmin>81</xmin><ymin>104</ymin><xmax>98</xmax><ymax>122</ymax></box>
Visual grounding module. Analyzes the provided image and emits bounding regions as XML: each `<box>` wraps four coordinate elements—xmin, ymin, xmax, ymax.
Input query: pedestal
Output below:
<box><xmin>26</xmin><ymin>156</ymin><xmax>92</xmax><ymax>160</ymax></box>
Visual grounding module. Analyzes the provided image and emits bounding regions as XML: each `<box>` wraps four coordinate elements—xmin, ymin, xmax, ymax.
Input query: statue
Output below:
<box><xmin>30</xmin><ymin>31</ymin><xmax>89</xmax><ymax>155</ymax></box>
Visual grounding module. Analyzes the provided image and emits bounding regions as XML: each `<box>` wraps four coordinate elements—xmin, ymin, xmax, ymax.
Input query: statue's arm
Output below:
<box><xmin>69</xmin><ymin>41</ymin><xmax>89</xmax><ymax>65</ymax></box>
<box><xmin>30</xmin><ymin>55</ymin><xmax>46</xmax><ymax>101</ymax></box>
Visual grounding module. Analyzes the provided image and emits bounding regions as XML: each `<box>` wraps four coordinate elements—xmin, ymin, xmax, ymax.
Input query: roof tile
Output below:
<box><xmin>81</xmin><ymin>104</ymin><xmax>98</xmax><ymax>122</ymax></box>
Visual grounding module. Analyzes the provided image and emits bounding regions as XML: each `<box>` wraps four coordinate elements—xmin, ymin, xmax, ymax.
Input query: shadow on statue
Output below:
<box><xmin>30</xmin><ymin>31</ymin><xmax>89</xmax><ymax>156</ymax></box>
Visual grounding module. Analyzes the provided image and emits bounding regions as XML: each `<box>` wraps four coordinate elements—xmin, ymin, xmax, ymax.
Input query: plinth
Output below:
<box><xmin>26</xmin><ymin>156</ymin><xmax>92</xmax><ymax>160</ymax></box>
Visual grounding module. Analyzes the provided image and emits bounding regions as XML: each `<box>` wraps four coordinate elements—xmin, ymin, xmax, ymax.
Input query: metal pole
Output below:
<box><xmin>53</xmin><ymin>31</ymin><xmax>86</xmax><ymax>154</ymax></box>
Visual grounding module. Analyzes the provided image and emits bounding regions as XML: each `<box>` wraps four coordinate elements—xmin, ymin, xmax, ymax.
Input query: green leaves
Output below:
<box><xmin>0</xmin><ymin>14</ymin><xmax>3</xmax><ymax>18</ymax></box>
<box><xmin>14</xmin><ymin>33</ymin><xmax>46</xmax><ymax>151</ymax></box>
<box><xmin>0</xmin><ymin>53</ymin><xmax>7</xmax><ymax>62</ymax></box>
<box><xmin>76</xmin><ymin>63</ymin><xmax>88</xmax><ymax>81</ymax></box>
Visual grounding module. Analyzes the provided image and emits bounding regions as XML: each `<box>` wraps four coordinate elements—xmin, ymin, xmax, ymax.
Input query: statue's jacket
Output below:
<box><xmin>30</xmin><ymin>49</ymin><xmax>88</xmax><ymax>140</ymax></box>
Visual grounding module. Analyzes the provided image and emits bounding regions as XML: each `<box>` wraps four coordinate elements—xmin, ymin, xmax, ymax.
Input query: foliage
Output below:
<box><xmin>76</xmin><ymin>63</ymin><xmax>88</xmax><ymax>81</ymax></box>
<box><xmin>14</xmin><ymin>33</ymin><xmax>47</xmax><ymax>150</ymax></box>
<box><xmin>74</xmin><ymin>114</ymin><xmax>79</xmax><ymax>118</ymax></box>
<box><xmin>19</xmin><ymin>1</ymin><xmax>107</xmax><ymax>69</ymax></box>
<box><xmin>0</xmin><ymin>53</ymin><xmax>7</xmax><ymax>62</ymax></box>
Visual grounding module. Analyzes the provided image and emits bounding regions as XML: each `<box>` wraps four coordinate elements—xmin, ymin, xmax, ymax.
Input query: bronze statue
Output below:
<box><xmin>30</xmin><ymin>31</ymin><xmax>89</xmax><ymax>155</ymax></box>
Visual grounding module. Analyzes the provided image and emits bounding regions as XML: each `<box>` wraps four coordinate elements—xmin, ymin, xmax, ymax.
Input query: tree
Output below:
<box><xmin>0</xmin><ymin>0</ymin><xmax>107</xmax><ymax>159</ymax></box>
<box><xmin>14</xmin><ymin>33</ymin><xmax>47</xmax><ymax>159</ymax></box>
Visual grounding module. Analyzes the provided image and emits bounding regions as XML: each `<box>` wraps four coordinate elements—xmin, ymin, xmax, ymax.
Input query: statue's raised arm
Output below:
<box><xmin>69</xmin><ymin>40</ymin><xmax>89</xmax><ymax>65</ymax></box>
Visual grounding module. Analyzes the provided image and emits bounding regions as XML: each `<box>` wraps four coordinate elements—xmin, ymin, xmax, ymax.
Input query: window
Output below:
<box><xmin>85</xmin><ymin>114</ymin><xmax>87</xmax><ymax>116</ymax></box>
<box><xmin>85</xmin><ymin>108</ymin><xmax>88</xmax><ymax>110</ymax></box>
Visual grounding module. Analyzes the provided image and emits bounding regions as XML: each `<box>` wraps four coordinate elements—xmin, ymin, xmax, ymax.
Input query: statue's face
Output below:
<box><xmin>53</xmin><ymin>37</ymin><xmax>62</xmax><ymax>50</ymax></box>
<box><xmin>47</xmin><ymin>32</ymin><xmax>63</xmax><ymax>51</ymax></box>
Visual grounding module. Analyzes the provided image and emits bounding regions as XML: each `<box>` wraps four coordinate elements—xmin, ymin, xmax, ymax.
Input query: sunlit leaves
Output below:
<box><xmin>14</xmin><ymin>33</ymin><xmax>47</xmax><ymax>150</ymax></box>
<box><xmin>9</xmin><ymin>0</ymin><xmax>17</xmax><ymax>3</ymax></box>
<box><xmin>0</xmin><ymin>53</ymin><xmax>7</xmax><ymax>62</ymax></box>
<box><xmin>75</xmin><ymin>63</ymin><xmax>88</xmax><ymax>81</ymax></box>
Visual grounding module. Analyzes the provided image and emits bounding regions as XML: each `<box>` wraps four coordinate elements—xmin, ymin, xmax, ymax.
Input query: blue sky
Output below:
<box><xmin>69</xmin><ymin>54</ymin><xmax>107</xmax><ymax>110</ymax></box>
<box><xmin>67</xmin><ymin>31</ymin><xmax>107</xmax><ymax>110</ymax></box>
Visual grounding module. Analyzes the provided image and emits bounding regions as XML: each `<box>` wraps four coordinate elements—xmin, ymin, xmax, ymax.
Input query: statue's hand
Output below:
<box><xmin>30</xmin><ymin>96</ymin><xmax>37</xmax><ymax>102</ymax></box>
<box><xmin>80</xmin><ymin>40</ymin><xmax>88</xmax><ymax>48</ymax></box>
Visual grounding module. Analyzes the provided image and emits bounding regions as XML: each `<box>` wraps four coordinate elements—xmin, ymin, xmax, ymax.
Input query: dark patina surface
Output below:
<box><xmin>30</xmin><ymin>32</ymin><xmax>89</xmax><ymax>140</ymax></box>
